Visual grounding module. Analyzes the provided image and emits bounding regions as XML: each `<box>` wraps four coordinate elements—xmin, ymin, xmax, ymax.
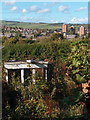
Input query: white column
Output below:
<box><xmin>32</xmin><ymin>69</ymin><xmax>36</xmax><ymax>83</ymax></box>
<box><xmin>6</xmin><ymin>69</ymin><xmax>8</xmax><ymax>82</ymax></box>
<box><xmin>45</xmin><ymin>68</ymin><xmax>48</xmax><ymax>81</ymax></box>
<box><xmin>21</xmin><ymin>69</ymin><xmax>24</xmax><ymax>83</ymax></box>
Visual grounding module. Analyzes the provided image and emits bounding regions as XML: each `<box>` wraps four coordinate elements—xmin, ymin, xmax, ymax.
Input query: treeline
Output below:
<box><xmin>2</xmin><ymin>33</ymin><xmax>70</xmax><ymax>61</ymax></box>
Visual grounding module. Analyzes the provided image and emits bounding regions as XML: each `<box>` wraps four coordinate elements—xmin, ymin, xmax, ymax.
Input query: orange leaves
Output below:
<box><xmin>82</xmin><ymin>81</ymin><xmax>90</xmax><ymax>93</ymax></box>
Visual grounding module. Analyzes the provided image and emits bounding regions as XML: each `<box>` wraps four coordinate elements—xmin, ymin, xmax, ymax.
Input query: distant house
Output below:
<box><xmin>66</xmin><ymin>35</ymin><xmax>77</xmax><ymax>39</ymax></box>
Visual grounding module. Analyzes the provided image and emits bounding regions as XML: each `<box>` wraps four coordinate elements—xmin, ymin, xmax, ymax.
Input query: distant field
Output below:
<box><xmin>0</xmin><ymin>20</ymin><xmax>88</xmax><ymax>30</ymax></box>
<box><xmin>1</xmin><ymin>21</ymin><xmax>63</xmax><ymax>29</ymax></box>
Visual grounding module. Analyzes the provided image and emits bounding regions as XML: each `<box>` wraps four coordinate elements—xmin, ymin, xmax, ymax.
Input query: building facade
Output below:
<box><xmin>80</xmin><ymin>26</ymin><xmax>85</xmax><ymax>36</ymax></box>
<box><xmin>62</xmin><ymin>24</ymin><xmax>67</xmax><ymax>33</ymax></box>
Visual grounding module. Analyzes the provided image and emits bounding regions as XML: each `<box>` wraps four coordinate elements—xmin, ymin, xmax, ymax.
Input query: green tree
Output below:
<box><xmin>67</xmin><ymin>40</ymin><xmax>90</xmax><ymax>84</ymax></box>
<box><xmin>51</xmin><ymin>33</ymin><xmax>63</xmax><ymax>40</ymax></box>
<box><xmin>66</xmin><ymin>40</ymin><xmax>90</xmax><ymax>119</ymax></box>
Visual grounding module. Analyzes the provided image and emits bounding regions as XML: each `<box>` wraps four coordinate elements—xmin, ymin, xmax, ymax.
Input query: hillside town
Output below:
<box><xmin>0</xmin><ymin>24</ymin><xmax>88</xmax><ymax>40</ymax></box>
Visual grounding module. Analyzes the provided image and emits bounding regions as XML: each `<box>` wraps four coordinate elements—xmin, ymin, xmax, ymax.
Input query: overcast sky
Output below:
<box><xmin>0</xmin><ymin>1</ymin><xmax>89</xmax><ymax>23</ymax></box>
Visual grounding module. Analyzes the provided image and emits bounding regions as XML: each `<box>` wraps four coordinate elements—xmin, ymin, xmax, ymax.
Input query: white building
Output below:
<box><xmin>4</xmin><ymin>60</ymin><xmax>52</xmax><ymax>84</ymax></box>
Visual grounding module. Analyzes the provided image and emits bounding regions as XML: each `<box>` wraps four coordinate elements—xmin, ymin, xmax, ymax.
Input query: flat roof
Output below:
<box><xmin>4</xmin><ymin>60</ymin><xmax>50</xmax><ymax>69</ymax></box>
<box><xmin>5</xmin><ymin>60</ymin><xmax>49</xmax><ymax>64</ymax></box>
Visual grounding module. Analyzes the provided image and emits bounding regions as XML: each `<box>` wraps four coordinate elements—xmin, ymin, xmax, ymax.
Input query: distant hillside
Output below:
<box><xmin>0</xmin><ymin>20</ymin><xmax>88</xmax><ymax>30</ymax></box>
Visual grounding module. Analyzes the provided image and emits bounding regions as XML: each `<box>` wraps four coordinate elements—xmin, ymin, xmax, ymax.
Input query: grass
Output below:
<box><xmin>1</xmin><ymin>20</ymin><xmax>62</xmax><ymax>29</ymax></box>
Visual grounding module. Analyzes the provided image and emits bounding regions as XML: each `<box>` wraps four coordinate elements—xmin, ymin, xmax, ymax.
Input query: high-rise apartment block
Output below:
<box><xmin>80</xmin><ymin>26</ymin><xmax>85</xmax><ymax>36</ymax></box>
<box><xmin>62</xmin><ymin>24</ymin><xmax>67</xmax><ymax>33</ymax></box>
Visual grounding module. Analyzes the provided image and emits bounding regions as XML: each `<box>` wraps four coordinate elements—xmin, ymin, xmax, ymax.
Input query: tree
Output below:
<box><xmin>67</xmin><ymin>40</ymin><xmax>90</xmax><ymax>84</ymax></box>
<box><xmin>66</xmin><ymin>40</ymin><xmax>90</xmax><ymax>119</ymax></box>
<box><xmin>51</xmin><ymin>33</ymin><xmax>63</xmax><ymax>40</ymax></box>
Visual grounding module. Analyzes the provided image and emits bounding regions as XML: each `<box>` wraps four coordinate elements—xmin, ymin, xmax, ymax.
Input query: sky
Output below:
<box><xmin>0</xmin><ymin>0</ymin><xmax>89</xmax><ymax>23</ymax></box>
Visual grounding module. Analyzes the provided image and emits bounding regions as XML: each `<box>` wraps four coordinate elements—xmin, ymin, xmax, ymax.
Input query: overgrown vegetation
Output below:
<box><xmin>2</xmin><ymin>33</ymin><xmax>90</xmax><ymax>120</ymax></box>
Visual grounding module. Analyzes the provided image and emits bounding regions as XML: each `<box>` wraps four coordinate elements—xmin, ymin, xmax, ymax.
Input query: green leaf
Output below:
<box><xmin>72</xmin><ymin>69</ymin><xmax>79</xmax><ymax>74</ymax></box>
<box><xmin>76</xmin><ymin>74</ymin><xmax>86</xmax><ymax>83</ymax></box>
